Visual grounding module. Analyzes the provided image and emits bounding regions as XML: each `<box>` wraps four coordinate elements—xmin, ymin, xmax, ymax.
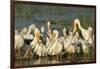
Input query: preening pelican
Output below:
<box><xmin>46</xmin><ymin>30</ymin><xmax>63</xmax><ymax>59</ymax></box>
<box><xmin>31</xmin><ymin>28</ymin><xmax>40</xmax><ymax>47</ymax></box>
<box><xmin>73</xmin><ymin>18</ymin><xmax>94</xmax><ymax>44</ymax></box>
<box><xmin>31</xmin><ymin>28</ymin><xmax>47</xmax><ymax>57</ymax></box>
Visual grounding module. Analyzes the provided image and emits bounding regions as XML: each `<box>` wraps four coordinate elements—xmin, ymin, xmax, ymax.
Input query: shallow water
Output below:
<box><xmin>15</xmin><ymin>42</ymin><xmax>95</xmax><ymax>66</ymax></box>
<box><xmin>15</xmin><ymin>51</ymin><xmax>95</xmax><ymax>66</ymax></box>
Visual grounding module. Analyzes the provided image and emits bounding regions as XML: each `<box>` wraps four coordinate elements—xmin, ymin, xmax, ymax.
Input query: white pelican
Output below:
<box><xmin>46</xmin><ymin>29</ymin><xmax>63</xmax><ymax>59</ymax></box>
<box><xmin>73</xmin><ymin>18</ymin><xmax>94</xmax><ymax>44</ymax></box>
<box><xmin>24</xmin><ymin>24</ymin><xmax>36</xmax><ymax>40</ymax></box>
<box><xmin>64</xmin><ymin>32</ymin><xmax>79</xmax><ymax>58</ymax></box>
<box><xmin>30</xmin><ymin>28</ymin><xmax>40</xmax><ymax>48</ymax></box>
<box><xmin>19</xmin><ymin>24</ymin><xmax>36</xmax><ymax>42</ymax></box>
<box><xmin>15</xmin><ymin>30</ymin><xmax>24</xmax><ymax>59</ymax></box>
<box><xmin>80</xmin><ymin>39</ymin><xmax>90</xmax><ymax>57</ymax></box>
<box><xmin>30</xmin><ymin>28</ymin><xmax>47</xmax><ymax>58</ymax></box>
<box><xmin>64</xmin><ymin>41</ymin><xmax>76</xmax><ymax>58</ymax></box>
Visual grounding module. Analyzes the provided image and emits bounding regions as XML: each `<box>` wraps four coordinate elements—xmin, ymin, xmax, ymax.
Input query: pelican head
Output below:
<box><xmin>73</xmin><ymin>18</ymin><xmax>83</xmax><ymax>32</ymax></box>
<box><xmin>47</xmin><ymin>21</ymin><xmax>51</xmax><ymax>27</ymax></box>
<box><xmin>71</xmin><ymin>18</ymin><xmax>80</xmax><ymax>34</ymax></box>
<box><xmin>20</xmin><ymin>27</ymin><xmax>28</xmax><ymax>35</ymax></box>
<box><xmin>52</xmin><ymin>29</ymin><xmax>59</xmax><ymax>40</ymax></box>
<box><xmin>74</xmin><ymin>18</ymin><xmax>80</xmax><ymax>25</ymax></box>
<box><xmin>29</xmin><ymin>24</ymin><xmax>36</xmax><ymax>32</ymax></box>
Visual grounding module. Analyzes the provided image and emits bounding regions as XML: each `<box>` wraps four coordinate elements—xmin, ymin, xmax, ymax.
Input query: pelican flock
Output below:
<box><xmin>15</xmin><ymin>18</ymin><xmax>94</xmax><ymax>61</ymax></box>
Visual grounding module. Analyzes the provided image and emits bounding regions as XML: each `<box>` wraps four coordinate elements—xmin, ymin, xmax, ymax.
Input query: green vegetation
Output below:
<box><xmin>15</xmin><ymin>4</ymin><xmax>94</xmax><ymax>28</ymax></box>
<box><xmin>15</xmin><ymin>4</ymin><xmax>33</xmax><ymax>17</ymax></box>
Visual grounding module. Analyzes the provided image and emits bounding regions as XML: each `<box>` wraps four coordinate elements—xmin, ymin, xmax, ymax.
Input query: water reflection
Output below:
<box><xmin>15</xmin><ymin>50</ymin><xmax>95</xmax><ymax>66</ymax></box>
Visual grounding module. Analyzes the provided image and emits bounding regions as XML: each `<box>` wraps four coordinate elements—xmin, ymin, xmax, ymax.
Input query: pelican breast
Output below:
<box><xmin>15</xmin><ymin>34</ymin><xmax>24</xmax><ymax>49</ymax></box>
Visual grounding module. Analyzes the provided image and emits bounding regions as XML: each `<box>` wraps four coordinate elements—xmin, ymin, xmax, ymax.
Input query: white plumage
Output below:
<box><xmin>31</xmin><ymin>28</ymin><xmax>47</xmax><ymax>57</ymax></box>
<box><xmin>80</xmin><ymin>39</ymin><xmax>90</xmax><ymax>57</ymax></box>
<box><xmin>64</xmin><ymin>32</ymin><xmax>79</xmax><ymax>57</ymax></box>
<box><xmin>46</xmin><ymin>30</ymin><xmax>63</xmax><ymax>56</ymax></box>
<box><xmin>15</xmin><ymin>30</ymin><xmax>24</xmax><ymax>49</ymax></box>
<box><xmin>20</xmin><ymin>24</ymin><xmax>36</xmax><ymax>40</ymax></box>
<box><xmin>15</xmin><ymin>30</ymin><xmax>24</xmax><ymax>59</ymax></box>
<box><xmin>14</xmin><ymin>18</ymin><xmax>94</xmax><ymax>60</ymax></box>
<box><xmin>74</xmin><ymin>18</ymin><xmax>94</xmax><ymax>44</ymax></box>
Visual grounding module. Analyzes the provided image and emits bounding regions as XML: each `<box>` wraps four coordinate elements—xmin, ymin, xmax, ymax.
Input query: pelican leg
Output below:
<box><xmin>53</xmin><ymin>56</ymin><xmax>54</xmax><ymax>60</ymax></box>
<box><xmin>66</xmin><ymin>53</ymin><xmax>67</xmax><ymax>60</ymax></box>
<box><xmin>83</xmin><ymin>54</ymin><xmax>87</xmax><ymax>61</ymax></box>
<box><xmin>60</xmin><ymin>54</ymin><xmax>62</xmax><ymax>60</ymax></box>
<box><xmin>19</xmin><ymin>48</ymin><xmax>22</xmax><ymax>59</ymax></box>
<box><xmin>57</xmin><ymin>55</ymin><xmax>59</xmax><ymax>61</ymax></box>
<box><xmin>85</xmin><ymin>53</ymin><xmax>89</xmax><ymax>60</ymax></box>
<box><xmin>27</xmin><ymin>50</ymin><xmax>33</xmax><ymax>59</ymax></box>
<box><xmin>72</xmin><ymin>53</ymin><xmax>75</xmax><ymax>61</ymax></box>
<box><xmin>18</xmin><ymin>49</ymin><xmax>20</xmax><ymax>59</ymax></box>
<box><xmin>39</xmin><ymin>56</ymin><xmax>41</xmax><ymax>59</ymax></box>
<box><xmin>68</xmin><ymin>53</ymin><xmax>70</xmax><ymax>59</ymax></box>
<box><xmin>83</xmin><ymin>53</ymin><xmax>87</xmax><ymax>61</ymax></box>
